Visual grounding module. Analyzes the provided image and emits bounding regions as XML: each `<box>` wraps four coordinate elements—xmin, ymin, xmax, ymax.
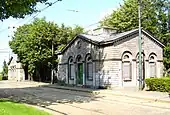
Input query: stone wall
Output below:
<box><xmin>8</xmin><ymin>59</ymin><xmax>25</xmax><ymax>81</ymax></box>
<box><xmin>58</xmin><ymin>37</ymin><xmax>100</xmax><ymax>87</ymax></box>
<box><xmin>99</xmin><ymin>33</ymin><xmax>164</xmax><ymax>87</ymax></box>
<box><xmin>58</xmin><ymin>32</ymin><xmax>164</xmax><ymax>88</ymax></box>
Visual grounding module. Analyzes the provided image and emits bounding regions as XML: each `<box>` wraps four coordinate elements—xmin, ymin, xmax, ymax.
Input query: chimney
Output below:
<box><xmin>88</xmin><ymin>26</ymin><xmax>118</xmax><ymax>35</ymax></box>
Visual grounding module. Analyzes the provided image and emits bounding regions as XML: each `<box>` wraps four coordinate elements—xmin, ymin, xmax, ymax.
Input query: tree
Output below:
<box><xmin>101</xmin><ymin>0</ymin><xmax>170</xmax><ymax>72</ymax></box>
<box><xmin>101</xmin><ymin>0</ymin><xmax>169</xmax><ymax>42</ymax></box>
<box><xmin>9</xmin><ymin>18</ymin><xmax>84</xmax><ymax>81</ymax></box>
<box><xmin>2</xmin><ymin>60</ymin><xmax>8</xmax><ymax>76</ymax></box>
<box><xmin>0</xmin><ymin>0</ymin><xmax>60</xmax><ymax>21</ymax></box>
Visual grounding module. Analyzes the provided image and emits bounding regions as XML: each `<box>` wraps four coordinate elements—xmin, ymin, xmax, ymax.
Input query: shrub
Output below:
<box><xmin>145</xmin><ymin>77</ymin><xmax>170</xmax><ymax>92</ymax></box>
<box><xmin>0</xmin><ymin>74</ymin><xmax>8</xmax><ymax>81</ymax></box>
<box><xmin>2</xmin><ymin>75</ymin><xmax>8</xmax><ymax>80</ymax></box>
<box><xmin>0</xmin><ymin>75</ymin><xmax>2</xmax><ymax>81</ymax></box>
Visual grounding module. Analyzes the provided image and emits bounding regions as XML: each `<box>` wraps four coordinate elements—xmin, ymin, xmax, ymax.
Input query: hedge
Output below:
<box><xmin>145</xmin><ymin>77</ymin><xmax>170</xmax><ymax>92</ymax></box>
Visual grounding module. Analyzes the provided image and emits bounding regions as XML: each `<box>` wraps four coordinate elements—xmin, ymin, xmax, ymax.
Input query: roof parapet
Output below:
<box><xmin>87</xmin><ymin>26</ymin><xmax>118</xmax><ymax>35</ymax></box>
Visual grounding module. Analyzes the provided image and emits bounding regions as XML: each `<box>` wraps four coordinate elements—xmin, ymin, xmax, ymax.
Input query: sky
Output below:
<box><xmin>0</xmin><ymin>0</ymin><xmax>123</xmax><ymax>71</ymax></box>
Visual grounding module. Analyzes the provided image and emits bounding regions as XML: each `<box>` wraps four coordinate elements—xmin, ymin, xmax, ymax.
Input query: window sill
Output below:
<box><xmin>150</xmin><ymin>77</ymin><xmax>156</xmax><ymax>78</ymax></box>
<box><xmin>123</xmin><ymin>79</ymin><xmax>132</xmax><ymax>82</ymax></box>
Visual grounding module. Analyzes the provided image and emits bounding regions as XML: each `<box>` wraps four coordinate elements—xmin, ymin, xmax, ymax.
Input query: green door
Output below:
<box><xmin>78</xmin><ymin>63</ymin><xmax>83</xmax><ymax>84</ymax></box>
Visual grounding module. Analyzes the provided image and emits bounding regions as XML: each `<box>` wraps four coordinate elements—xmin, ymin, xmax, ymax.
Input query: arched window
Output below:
<box><xmin>76</xmin><ymin>55</ymin><xmax>83</xmax><ymax>84</ymax></box>
<box><xmin>124</xmin><ymin>55</ymin><xmax>129</xmax><ymax>59</ymax></box>
<box><xmin>68</xmin><ymin>57</ymin><xmax>74</xmax><ymax>80</ymax></box>
<box><xmin>86</xmin><ymin>54</ymin><xmax>93</xmax><ymax>80</ymax></box>
<box><xmin>149</xmin><ymin>54</ymin><xmax>157</xmax><ymax>78</ymax></box>
<box><xmin>122</xmin><ymin>52</ymin><xmax>132</xmax><ymax>81</ymax></box>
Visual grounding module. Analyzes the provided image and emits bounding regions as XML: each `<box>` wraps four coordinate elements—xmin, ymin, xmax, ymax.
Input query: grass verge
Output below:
<box><xmin>0</xmin><ymin>99</ymin><xmax>50</xmax><ymax>115</ymax></box>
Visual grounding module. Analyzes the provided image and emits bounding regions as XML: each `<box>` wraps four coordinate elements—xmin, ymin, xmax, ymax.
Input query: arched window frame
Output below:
<box><xmin>149</xmin><ymin>54</ymin><xmax>157</xmax><ymax>63</ymax></box>
<box><xmin>68</xmin><ymin>57</ymin><xmax>74</xmax><ymax>80</ymax></box>
<box><xmin>76</xmin><ymin>55</ymin><xmax>82</xmax><ymax>63</ymax></box>
<box><xmin>148</xmin><ymin>54</ymin><xmax>157</xmax><ymax>78</ymax></box>
<box><xmin>85</xmin><ymin>54</ymin><xmax>93</xmax><ymax>81</ymax></box>
<box><xmin>122</xmin><ymin>52</ymin><xmax>132</xmax><ymax>81</ymax></box>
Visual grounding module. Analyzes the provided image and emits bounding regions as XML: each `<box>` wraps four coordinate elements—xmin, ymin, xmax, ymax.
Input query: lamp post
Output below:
<box><xmin>138</xmin><ymin>0</ymin><xmax>142</xmax><ymax>90</ymax></box>
<box><xmin>50</xmin><ymin>9</ymin><xmax>79</xmax><ymax>84</ymax></box>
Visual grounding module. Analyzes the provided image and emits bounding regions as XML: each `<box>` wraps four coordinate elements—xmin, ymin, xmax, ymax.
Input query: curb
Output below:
<box><xmin>43</xmin><ymin>85</ymin><xmax>170</xmax><ymax>104</ymax></box>
<box><xmin>93</xmin><ymin>90</ymin><xmax>170</xmax><ymax>104</ymax></box>
<box><xmin>112</xmin><ymin>93</ymin><xmax>170</xmax><ymax>104</ymax></box>
<box><xmin>43</xmin><ymin>85</ymin><xmax>93</xmax><ymax>93</ymax></box>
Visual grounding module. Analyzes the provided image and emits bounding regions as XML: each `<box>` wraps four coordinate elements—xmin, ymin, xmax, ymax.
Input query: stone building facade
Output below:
<box><xmin>8</xmin><ymin>57</ymin><xmax>25</xmax><ymax>81</ymax></box>
<box><xmin>57</xmin><ymin>27</ymin><xmax>164</xmax><ymax>88</ymax></box>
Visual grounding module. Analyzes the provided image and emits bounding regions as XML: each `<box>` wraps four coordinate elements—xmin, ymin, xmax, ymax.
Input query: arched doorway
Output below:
<box><xmin>76</xmin><ymin>55</ymin><xmax>83</xmax><ymax>85</ymax></box>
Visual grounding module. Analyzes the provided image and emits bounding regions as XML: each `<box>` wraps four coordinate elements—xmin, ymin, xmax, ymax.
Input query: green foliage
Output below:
<box><xmin>145</xmin><ymin>77</ymin><xmax>170</xmax><ymax>92</ymax></box>
<box><xmin>1</xmin><ymin>60</ymin><xmax>8</xmax><ymax>80</ymax></box>
<box><xmin>0</xmin><ymin>0</ymin><xmax>54</xmax><ymax>21</ymax></box>
<box><xmin>0</xmin><ymin>74</ymin><xmax>2</xmax><ymax>81</ymax></box>
<box><xmin>101</xmin><ymin>0</ymin><xmax>169</xmax><ymax>40</ymax></box>
<box><xmin>163</xmin><ymin>34</ymin><xmax>170</xmax><ymax>73</ymax></box>
<box><xmin>9</xmin><ymin>18</ymin><xmax>83</xmax><ymax>81</ymax></box>
<box><xmin>2</xmin><ymin>60</ymin><xmax>8</xmax><ymax>76</ymax></box>
<box><xmin>101</xmin><ymin>0</ymin><xmax>170</xmax><ymax>71</ymax></box>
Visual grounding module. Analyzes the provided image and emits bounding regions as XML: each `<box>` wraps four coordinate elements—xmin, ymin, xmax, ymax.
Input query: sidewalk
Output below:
<box><xmin>96</xmin><ymin>88</ymin><xmax>170</xmax><ymax>103</ymax></box>
<box><xmin>43</xmin><ymin>84</ymin><xmax>170</xmax><ymax>103</ymax></box>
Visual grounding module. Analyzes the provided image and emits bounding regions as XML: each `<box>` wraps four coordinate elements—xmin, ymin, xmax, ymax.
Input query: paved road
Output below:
<box><xmin>0</xmin><ymin>81</ymin><xmax>170</xmax><ymax>115</ymax></box>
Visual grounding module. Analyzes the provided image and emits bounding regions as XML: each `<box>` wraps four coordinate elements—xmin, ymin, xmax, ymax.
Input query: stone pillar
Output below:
<box><xmin>131</xmin><ymin>60</ymin><xmax>135</xmax><ymax>86</ymax></box>
<box><xmin>118</xmin><ymin>61</ymin><xmax>122</xmax><ymax>87</ymax></box>
<box><xmin>65</xmin><ymin>64</ymin><xmax>68</xmax><ymax>84</ymax></box>
<box><xmin>74</xmin><ymin>63</ymin><xmax>77</xmax><ymax>85</ymax></box>
<box><xmin>145</xmin><ymin>61</ymin><xmax>149</xmax><ymax>79</ymax></box>
<box><xmin>93</xmin><ymin>62</ymin><xmax>96</xmax><ymax>88</ymax></box>
<box><xmin>22</xmin><ymin>69</ymin><xmax>25</xmax><ymax>81</ymax></box>
<box><xmin>17</xmin><ymin>63</ymin><xmax>20</xmax><ymax>81</ymax></box>
<box><xmin>156</xmin><ymin>61</ymin><xmax>160</xmax><ymax>78</ymax></box>
<box><xmin>83</xmin><ymin>62</ymin><xmax>85</xmax><ymax>86</ymax></box>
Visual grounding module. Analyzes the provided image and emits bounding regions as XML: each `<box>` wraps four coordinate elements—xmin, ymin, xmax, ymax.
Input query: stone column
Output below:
<box><xmin>131</xmin><ymin>60</ymin><xmax>134</xmax><ymax>86</ymax></box>
<box><xmin>17</xmin><ymin>63</ymin><xmax>20</xmax><ymax>81</ymax></box>
<box><xmin>65</xmin><ymin>64</ymin><xmax>68</xmax><ymax>84</ymax></box>
<box><xmin>22</xmin><ymin>69</ymin><xmax>25</xmax><ymax>81</ymax></box>
<box><xmin>83</xmin><ymin>62</ymin><xmax>85</xmax><ymax>86</ymax></box>
<box><xmin>156</xmin><ymin>61</ymin><xmax>160</xmax><ymax>78</ymax></box>
<box><xmin>93</xmin><ymin>62</ymin><xmax>96</xmax><ymax>88</ymax></box>
<box><xmin>118</xmin><ymin>61</ymin><xmax>122</xmax><ymax>87</ymax></box>
<box><xmin>74</xmin><ymin>63</ymin><xmax>77</xmax><ymax>85</ymax></box>
<box><xmin>145</xmin><ymin>61</ymin><xmax>149</xmax><ymax>79</ymax></box>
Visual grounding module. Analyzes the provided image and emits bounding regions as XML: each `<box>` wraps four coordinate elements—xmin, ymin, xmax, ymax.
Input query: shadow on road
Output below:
<box><xmin>0</xmin><ymin>83</ymin><xmax>104</xmax><ymax>114</ymax></box>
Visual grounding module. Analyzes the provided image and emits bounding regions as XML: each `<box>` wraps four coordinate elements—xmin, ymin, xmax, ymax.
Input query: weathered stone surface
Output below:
<box><xmin>58</xmin><ymin>29</ymin><xmax>164</xmax><ymax>88</ymax></box>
